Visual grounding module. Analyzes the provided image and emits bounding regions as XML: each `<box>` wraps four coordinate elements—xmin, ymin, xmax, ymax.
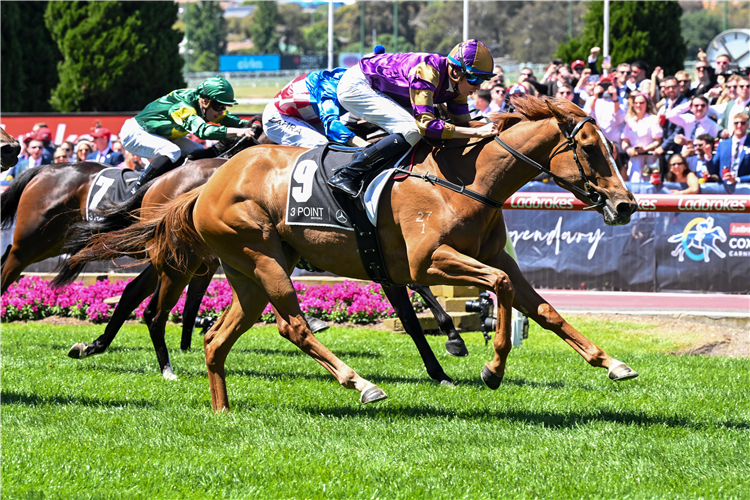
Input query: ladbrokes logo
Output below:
<box><xmin>667</xmin><ymin>217</ymin><xmax>727</xmax><ymax>262</ymax></box>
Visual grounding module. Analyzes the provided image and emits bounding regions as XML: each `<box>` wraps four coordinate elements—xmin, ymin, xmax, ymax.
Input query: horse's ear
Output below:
<box><xmin>544</xmin><ymin>99</ymin><xmax>568</xmax><ymax>126</ymax></box>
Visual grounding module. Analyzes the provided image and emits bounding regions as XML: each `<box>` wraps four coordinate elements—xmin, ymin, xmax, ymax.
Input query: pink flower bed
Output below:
<box><xmin>1</xmin><ymin>276</ymin><xmax>424</xmax><ymax>325</ymax></box>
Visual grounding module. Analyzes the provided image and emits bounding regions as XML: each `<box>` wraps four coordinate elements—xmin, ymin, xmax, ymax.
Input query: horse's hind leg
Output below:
<box><xmin>383</xmin><ymin>285</ymin><xmax>453</xmax><ymax>385</ymax></box>
<box><xmin>496</xmin><ymin>252</ymin><xmax>638</xmax><ymax>382</ymax></box>
<box><xmin>179</xmin><ymin>261</ymin><xmax>218</xmax><ymax>351</ymax></box>
<box><xmin>408</xmin><ymin>284</ymin><xmax>468</xmax><ymax>357</ymax></box>
<box><xmin>68</xmin><ymin>264</ymin><xmax>159</xmax><ymax>359</ymax></box>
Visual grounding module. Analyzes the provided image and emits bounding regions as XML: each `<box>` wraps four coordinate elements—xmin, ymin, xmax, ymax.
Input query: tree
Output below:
<box><xmin>45</xmin><ymin>2</ymin><xmax>185</xmax><ymax>112</ymax></box>
<box><xmin>186</xmin><ymin>1</ymin><xmax>227</xmax><ymax>72</ymax></box>
<box><xmin>1</xmin><ymin>1</ymin><xmax>62</xmax><ymax>112</ymax></box>
<box><xmin>248</xmin><ymin>1</ymin><xmax>280</xmax><ymax>55</ymax></box>
<box><xmin>556</xmin><ymin>1</ymin><xmax>686</xmax><ymax>75</ymax></box>
<box><xmin>680</xmin><ymin>10</ymin><xmax>723</xmax><ymax>60</ymax></box>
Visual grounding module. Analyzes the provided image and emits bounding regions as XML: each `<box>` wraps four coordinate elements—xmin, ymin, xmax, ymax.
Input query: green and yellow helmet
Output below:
<box><xmin>197</xmin><ymin>76</ymin><xmax>238</xmax><ymax>106</ymax></box>
<box><xmin>447</xmin><ymin>40</ymin><xmax>496</xmax><ymax>84</ymax></box>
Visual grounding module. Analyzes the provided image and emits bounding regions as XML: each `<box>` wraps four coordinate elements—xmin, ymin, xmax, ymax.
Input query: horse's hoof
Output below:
<box><xmin>481</xmin><ymin>364</ymin><xmax>504</xmax><ymax>390</ymax></box>
<box><xmin>440</xmin><ymin>379</ymin><xmax>456</xmax><ymax>388</ymax></box>
<box><xmin>305</xmin><ymin>315</ymin><xmax>330</xmax><ymax>334</ymax></box>
<box><xmin>608</xmin><ymin>362</ymin><xmax>638</xmax><ymax>382</ymax></box>
<box><xmin>68</xmin><ymin>342</ymin><xmax>90</xmax><ymax>359</ymax></box>
<box><xmin>445</xmin><ymin>338</ymin><xmax>469</xmax><ymax>357</ymax></box>
<box><xmin>360</xmin><ymin>385</ymin><xmax>388</xmax><ymax>404</ymax></box>
<box><xmin>162</xmin><ymin>366</ymin><xmax>178</xmax><ymax>381</ymax></box>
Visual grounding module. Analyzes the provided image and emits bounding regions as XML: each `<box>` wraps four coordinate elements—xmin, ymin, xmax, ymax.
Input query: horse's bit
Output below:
<box><xmin>394</xmin><ymin>115</ymin><xmax>606</xmax><ymax>211</ymax></box>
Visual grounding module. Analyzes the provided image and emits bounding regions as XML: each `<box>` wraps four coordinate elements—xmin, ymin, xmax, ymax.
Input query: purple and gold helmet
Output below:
<box><xmin>447</xmin><ymin>39</ymin><xmax>496</xmax><ymax>84</ymax></box>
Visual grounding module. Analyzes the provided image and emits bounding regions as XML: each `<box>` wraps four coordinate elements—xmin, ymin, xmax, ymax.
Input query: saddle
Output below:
<box><xmin>286</xmin><ymin>144</ymin><xmax>414</xmax><ymax>285</ymax></box>
<box><xmin>86</xmin><ymin>167</ymin><xmax>141</xmax><ymax>220</ymax></box>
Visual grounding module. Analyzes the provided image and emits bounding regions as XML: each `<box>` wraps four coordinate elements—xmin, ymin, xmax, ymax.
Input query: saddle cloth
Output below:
<box><xmin>85</xmin><ymin>167</ymin><xmax>140</xmax><ymax>220</ymax></box>
<box><xmin>285</xmin><ymin>145</ymin><xmax>412</xmax><ymax>231</ymax></box>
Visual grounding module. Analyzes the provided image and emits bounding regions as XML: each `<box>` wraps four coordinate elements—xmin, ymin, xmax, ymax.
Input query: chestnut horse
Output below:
<box><xmin>56</xmin><ymin>155</ymin><xmax>467</xmax><ymax>382</ymax></box>
<box><xmin>65</xmin><ymin>96</ymin><xmax>639</xmax><ymax>411</ymax></box>
<box><xmin>1</xmin><ymin>127</ymin><xmax>21</xmax><ymax>169</ymax></box>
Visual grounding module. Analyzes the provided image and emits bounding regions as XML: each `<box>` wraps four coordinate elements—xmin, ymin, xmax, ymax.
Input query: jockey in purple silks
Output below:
<box><xmin>327</xmin><ymin>39</ymin><xmax>500</xmax><ymax>197</ymax></box>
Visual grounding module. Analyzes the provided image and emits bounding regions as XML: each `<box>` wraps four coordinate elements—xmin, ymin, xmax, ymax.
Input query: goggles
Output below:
<box><xmin>464</xmin><ymin>72</ymin><xmax>488</xmax><ymax>86</ymax></box>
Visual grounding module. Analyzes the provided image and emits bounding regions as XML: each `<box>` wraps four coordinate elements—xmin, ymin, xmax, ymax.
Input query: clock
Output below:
<box><xmin>705</xmin><ymin>29</ymin><xmax>750</xmax><ymax>70</ymax></box>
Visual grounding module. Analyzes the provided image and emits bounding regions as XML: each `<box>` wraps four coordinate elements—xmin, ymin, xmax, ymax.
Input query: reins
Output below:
<box><xmin>395</xmin><ymin>115</ymin><xmax>605</xmax><ymax>211</ymax></box>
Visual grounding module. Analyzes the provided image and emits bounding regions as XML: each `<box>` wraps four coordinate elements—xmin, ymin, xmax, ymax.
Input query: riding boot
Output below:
<box><xmin>127</xmin><ymin>155</ymin><xmax>176</xmax><ymax>197</ymax></box>
<box><xmin>327</xmin><ymin>133</ymin><xmax>411</xmax><ymax>198</ymax></box>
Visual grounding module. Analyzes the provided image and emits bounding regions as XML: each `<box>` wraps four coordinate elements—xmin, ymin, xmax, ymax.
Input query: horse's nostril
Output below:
<box><xmin>615</xmin><ymin>201</ymin><xmax>636</xmax><ymax>218</ymax></box>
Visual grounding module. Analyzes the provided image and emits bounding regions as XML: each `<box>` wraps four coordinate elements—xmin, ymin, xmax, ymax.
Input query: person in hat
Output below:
<box><xmin>35</xmin><ymin>126</ymin><xmax>56</xmax><ymax>163</ymax></box>
<box><xmin>120</xmin><ymin>76</ymin><xmax>256</xmax><ymax>196</ymax></box>
<box><xmin>86</xmin><ymin>127</ymin><xmax>125</xmax><ymax>166</ymax></box>
<box><xmin>327</xmin><ymin>39</ymin><xmax>499</xmax><ymax>197</ymax></box>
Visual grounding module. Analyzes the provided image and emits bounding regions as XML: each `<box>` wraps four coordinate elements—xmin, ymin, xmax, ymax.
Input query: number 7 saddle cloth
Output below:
<box><xmin>85</xmin><ymin>167</ymin><xmax>141</xmax><ymax>221</ymax></box>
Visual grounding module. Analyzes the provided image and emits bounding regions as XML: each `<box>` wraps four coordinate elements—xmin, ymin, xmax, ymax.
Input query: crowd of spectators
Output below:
<box><xmin>1</xmin><ymin>122</ymin><xmax>141</xmax><ymax>187</ymax></box>
<box><xmin>471</xmin><ymin>46</ymin><xmax>750</xmax><ymax>193</ymax></box>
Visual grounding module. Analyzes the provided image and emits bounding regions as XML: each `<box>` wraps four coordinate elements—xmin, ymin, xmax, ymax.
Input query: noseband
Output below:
<box><xmin>494</xmin><ymin>115</ymin><xmax>605</xmax><ymax>209</ymax></box>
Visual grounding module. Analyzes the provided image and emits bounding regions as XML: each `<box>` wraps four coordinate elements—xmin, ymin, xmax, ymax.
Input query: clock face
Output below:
<box><xmin>705</xmin><ymin>29</ymin><xmax>750</xmax><ymax>69</ymax></box>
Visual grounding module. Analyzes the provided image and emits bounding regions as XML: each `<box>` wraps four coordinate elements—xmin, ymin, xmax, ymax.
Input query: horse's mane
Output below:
<box><xmin>511</xmin><ymin>95</ymin><xmax>588</xmax><ymax>121</ymax></box>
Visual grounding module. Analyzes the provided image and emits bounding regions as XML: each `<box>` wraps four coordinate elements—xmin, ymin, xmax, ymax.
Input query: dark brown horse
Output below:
<box><xmin>1</xmin><ymin>127</ymin><xmax>21</xmax><ymax>169</ymax></box>
<box><xmin>66</xmin><ymin>96</ymin><xmax>639</xmax><ymax>411</ymax></box>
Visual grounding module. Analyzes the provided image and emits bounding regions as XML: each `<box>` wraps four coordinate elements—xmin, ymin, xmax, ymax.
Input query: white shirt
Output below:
<box><xmin>665</xmin><ymin>101</ymin><xmax>719</xmax><ymax>152</ymax></box>
<box><xmin>725</xmin><ymin>96</ymin><xmax>750</xmax><ymax>137</ymax></box>
<box><xmin>584</xmin><ymin>97</ymin><xmax>626</xmax><ymax>148</ymax></box>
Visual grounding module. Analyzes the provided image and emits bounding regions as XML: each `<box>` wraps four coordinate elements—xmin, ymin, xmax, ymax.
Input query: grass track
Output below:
<box><xmin>2</xmin><ymin>318</ymin><xmax>748</xmax><ymax>499</ymax></box>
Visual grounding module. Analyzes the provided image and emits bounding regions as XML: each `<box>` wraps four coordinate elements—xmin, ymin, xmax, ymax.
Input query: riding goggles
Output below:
<box><xmin>464</xmin><ymin>72</ymin><xmax>489</xmax><ymax>86</ymax></box>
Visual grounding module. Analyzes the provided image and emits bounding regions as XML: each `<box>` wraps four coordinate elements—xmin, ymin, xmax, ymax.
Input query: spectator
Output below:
<box><xmin>614</xmin><ymin>63</ymin><xmax>631</xmax><ymax>101</ymax></box>
<box><xmin>712</xmin><ymin>75</ymin><xmax>741</xmax><ymax>117</ymax></box>
<box><xmin>87</xmin><ymin>127</ymin><xmax>125</xmax><ymax>166</ymax></box>
<box><xmin>718</xmin><ymin>75</ymin><xmax>750</xmax><ymax>139</ymax></box>
<box><xmin>470</xmin><ymin>89</ymin><xmax>492</xmax><ymax>117</ymax></box>
<box><xmin>571</xmin><ymin>59</ymin><xmax>587</xmax><ymax>82</ymax></box>
<box><xmin>666</xmin><ymin>154</ymin><xmax>700</xmax><ymax>194</ymax></box>
<box><xmin>119</xmin><ymin>150</ymin><xmax>145</xmax><ymax>171</ymax></box>
<box><xmin>16</xmin><ymin>138</ymin><xmax>46</xmax><ymax>176</ymax></box>
<box><xmin>111</xmin><ymin>140</ymin><xmax>124</xmax><ymax>154</ymax></box>
<box><xmin>675</xmin><ymin>71</ymin><xmax>692</xmax><ymax>98</ymax></box>
<box><xmin>654</xmin><ymin>75</ymin><xmax>687</xmax><ymax>159</ymax></box>
<box><xmin>665</xmin><ymin>95</ymin><xmax>719</xmax><ymax>168</ymax></box>
<box><xmin>714</xmin><ymin>53</ymin><xmax>732</xmax><ymax>77</ymax></box>
<box><xmin>53</xmin><ymin>147</ymin><xmax>69</xmax><ymax>163</ymax></box>
<box><xmin>584</xmin><ymin>75</ymin><xmax>626</xmax><ymax>157</ymax></box>
<box><xmin>709</xmin><ymin>112</ymin><xmax>750</xmax><ymax>185</ymax></box>
<box><xmin>628</xmin><ymin>60</ymin><xmax>652</xmax><ymax>94</ymax></box>
<box><xmin>489</xmin><ymin>84</ymin><xmax>507</xmax><ymax>112</ymax></box>
<box><xmin>693</xmin><ymin>133</ymin><xmax>720</xmax><ymax>183</ymax></box>
<box><xmin>621</xmin><ymin>93</ymin><xmax>662</xmax><ymax>182</ymax></box>
<box><xmin>75</xmin><ymin>141</ymin><xmax>93</xmax><ymax>162</ymax></box>
<box><xmin>555</xmin><ymin>83</ymin><xmax>577</xmax><ymax>105</ymax></box>
<box><xmin>60</xmin><ymin>140</ymin><xmax>75</xmax><ymax>160</ymax></box>
<box><xmin>518</xmin><ymin>67</ymin><xmax>535</xmax><ymax>85</ymax></box>
<box><xmin>35</xmin><ymin>126</ymin><xmax>55</xmax><ymax>164</ymax></box>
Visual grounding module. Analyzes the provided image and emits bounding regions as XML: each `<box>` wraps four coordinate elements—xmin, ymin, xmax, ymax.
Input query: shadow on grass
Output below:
<box><xmin>229</xmin><ymin>346</ymin><xmax>384</xmax><ymax>360</ymax></box>
<box><xmin>1</xmin><ymin>390</ymin><xmax>155</xmax><ymax>409</ymax></box>
<box><xmin>291</xmin><ymin>402</ymin><xmax>750</xmax><ymax>431</ymax></box>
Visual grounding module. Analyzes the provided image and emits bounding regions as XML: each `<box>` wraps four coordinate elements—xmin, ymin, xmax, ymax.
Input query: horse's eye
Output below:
<box><xmin>581</xmin><ymin>144</ymin><xmax>598</xmax><ymax>156</ymax></box>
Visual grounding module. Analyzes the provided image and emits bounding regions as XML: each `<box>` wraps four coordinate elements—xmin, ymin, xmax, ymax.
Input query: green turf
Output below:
<box><xmin>2</xmin><ymin>318</ymin><xmax>748</xmax><ymax>499</ymax></box>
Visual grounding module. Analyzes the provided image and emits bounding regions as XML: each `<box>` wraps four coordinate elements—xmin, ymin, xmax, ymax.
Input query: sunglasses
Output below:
<box><xmin>78</xmin><ymin>148</ymin><xmax>91</xmax><ymax>152</ymax></box>
<box><xmin>54</xmin><ymin>155</ymin><xmax>67</xmax><ymax>160</ymax></box>
<box><xmin>557</xmin><ymin>91</ymin><xmax>573</xmax><ymax>96</ymax></box>
<box><xmin>739</xmin><ymin>84</ymin><xmax>750</xmax><ymax>89</ymax></box>
<box><xmin>209</xmin><ymin>101</ymin><xmax>227</xmax><ymax>112</ymax></box>
<box><xmin>669</xmin><ymin>162</ymin><xmax>686</xmax><ymax>166</ymax></box>
<box><xmin>691</xmin><ymin>104</ymin><xmax>707</xmax><ymax>108</ymax></box>
<box><xmin>678</xmin><ymin>80</ymin><xmax>691</xmax><ymax>84</ymax></box>
<box><xmin>617</xmin><ymin>70</ymin><xmax>631</xmax><ymax>75</ymax></box>
<box><xmin>726</xmin><ymin>85</ymin><xmax>738</xmax><ymax>89</ymax></box>
<box><xmin>694</xmin><ymin>143</ymin><xmax>706</xmax><ymax>148</ymax></box>
<box><xmin>27</xmin><ymin>145</ymin><xmax>41</xmax><ymax>149</ymax></box>
<box><xmin>696</xmin><ymin>66</ymin><xmax>707</xmax><ymax>71</ymax></box>
<box><xmin>735</xmin><ymin>121</ymin><xmax>749</xmax><ymax>126</ymax></box>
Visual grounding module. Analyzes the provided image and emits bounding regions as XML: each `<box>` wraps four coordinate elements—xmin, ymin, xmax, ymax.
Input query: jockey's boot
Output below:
<box><xmin>327</xmin><ymin>133</ymin><xmax>411</xmax><ymax>198</ymax></box>
<box><xmin>127</xmin><ymin>155</ymin><xmax>176</xmax><ymax>198</ymax></box>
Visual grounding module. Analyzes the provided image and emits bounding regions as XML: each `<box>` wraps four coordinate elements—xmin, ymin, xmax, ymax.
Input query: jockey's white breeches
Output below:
<box><xmin>261</xmin><ymin>103</ymin><xmax>328</xmax><ymax>148</ymax></box>
<box><xmin>119</xmin><ymin>117</ymin><xmax>204</xmax><ymax>162</ymax></box>
<box><xmin>337</xmin><ymin>64</ymin><xmax>422</xmax><ymax>146</ymax></box>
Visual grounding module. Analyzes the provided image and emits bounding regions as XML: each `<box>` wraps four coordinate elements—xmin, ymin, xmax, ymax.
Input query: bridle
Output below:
<box><xmin>395</xmin><ymin>115</ymin><xmax>606</xmax><ymax>210</ymax></box>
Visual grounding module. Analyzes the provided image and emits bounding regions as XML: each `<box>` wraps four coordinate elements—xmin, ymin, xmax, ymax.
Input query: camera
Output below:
<box><xmin>466</xmin><ymin>292</ymin><xmax>495</xmax><ymax>343</ymax></box>
<box><xmin>194</xmin><ymin>315</ymin><xmax>216</xmax><ymax>333</ymax></box>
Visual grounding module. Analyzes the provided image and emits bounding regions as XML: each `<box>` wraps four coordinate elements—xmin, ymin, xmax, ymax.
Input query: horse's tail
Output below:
<box><xmin>1</xmin><ymin>165</ymin><xmax>47</xmax><ymax>229</ymax></box>
<box><xmin>60</xmin><ymin>177</ymin><xmax>158</xmax><ymax>259</ymax></box>
<box><xmin>52</xmin><ymin>187</ymin><xmax>210</xmax><ymax>287</ymax></box>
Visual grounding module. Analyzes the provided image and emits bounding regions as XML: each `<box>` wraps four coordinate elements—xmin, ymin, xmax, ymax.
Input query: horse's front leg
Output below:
<box><xmin>407</xmin><ymin>284</ymin><xmax>468</xmax><ymax>357</ymax></box>
<box><xmin>426</xmin><ymin>245</ymin><xmax>515</xmax><ymax>388</ymax></box>
<box><xmin>493</xmin><ymin>251</ymin><xmax>638</xmax><ymax>382</ymax></box>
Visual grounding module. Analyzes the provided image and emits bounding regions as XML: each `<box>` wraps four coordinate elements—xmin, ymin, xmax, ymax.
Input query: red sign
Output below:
<box><xmin>504</xmin><ymin>192</ymin><xmax>750</xmax><ymax>213</ymax></box>
<box><xmin>729</xmin><ymin>222</ymin><xmax>750</xmax><ymax>235</ymax></box>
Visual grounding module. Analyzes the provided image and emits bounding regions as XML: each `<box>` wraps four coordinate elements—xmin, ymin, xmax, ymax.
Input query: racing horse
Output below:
<box><xmin>63</xmin><ymin>96</ymin><xmax>639</xmax><ymax>411</ymax></box>
<box><xmin>55</xmin><ymin>150</ymin><xmax>468</xmax><ymax>381</ymax></box>
<box><xmin>1</xmin><ymin>127</ymin><xmax>21</xmax><ymax>169</ymax></box>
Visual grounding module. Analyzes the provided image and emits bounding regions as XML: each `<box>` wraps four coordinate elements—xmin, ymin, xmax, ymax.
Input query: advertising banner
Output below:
<box><xmin>504</xmin><ymin>182</ymin><xmax>750</xmax><ymax>293</ymax></box>
<box><xmin>280</xmin><ymin>55</ymin><xmax>327</xmax><ymax>70</ymax></box>
<box><xmin>219</xmin><ymin>55</ymin><xmax>280</xmax><ymax>72</ymax></box>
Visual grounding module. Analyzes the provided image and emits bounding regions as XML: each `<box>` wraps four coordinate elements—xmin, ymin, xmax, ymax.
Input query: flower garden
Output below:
<box><xmin>1</xmin><ymin>275</ymin><xmax>425</xmax><ymax>325</ymax></box>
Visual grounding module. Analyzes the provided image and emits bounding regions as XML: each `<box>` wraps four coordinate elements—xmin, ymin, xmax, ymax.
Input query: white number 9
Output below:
<box><xmin>292</xmin><ymin>160</ymin><xmax>318</xmax><ymax>203</ymax></box>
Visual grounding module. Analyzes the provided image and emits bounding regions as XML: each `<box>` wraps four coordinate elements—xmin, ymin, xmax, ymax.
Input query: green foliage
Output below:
<box><xmin>0</xmin><ymin>1</ymin><xmax>61</xmax><ymax>112</ymax></box>
<box><xmin>301</xmin><ymin>21</ymin><xmax>342</xmax><ymax>56</ymax></box>
<box><xmin>45</xmin><ymin>1</ymin><xmax>185</xmax><ymax>112</ymax></box>
<box><xmin>2</xmin><ymin>321</ymin><xmax>749</xmax><ymax>499</ymax></box>
<box><xmin>186</xmin><ymin>0</ymin><xmax>227</xmax><ymax>71</ymax></box>
<box><xmin>248</xmin><ymin>1</ymin><xmax>280</xmax><ymax>55</ymax></box>
<box><xmin>556</xmin><ymin>1</ymin><xmax>686</xmax><ymax>75</ymax></box>
<box><xmin>681</xmin><ymin>9</ymin><xmax>723</xmax><ymax>60</ymax></box>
